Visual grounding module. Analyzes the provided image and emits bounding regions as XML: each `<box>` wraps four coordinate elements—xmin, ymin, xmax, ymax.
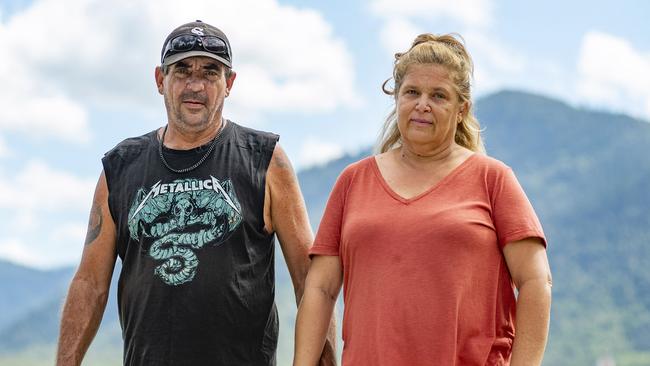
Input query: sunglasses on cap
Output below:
<box><xmin>161</xmin><ymin>34</ymin><xmax>231</xmax><ymax>65</ymax></box>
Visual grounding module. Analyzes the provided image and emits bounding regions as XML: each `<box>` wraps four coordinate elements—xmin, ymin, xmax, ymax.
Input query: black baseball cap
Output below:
<box><xmin>160</xmin><ymin>20</ymin><xmax>232</xmax><ymax>68</ymax></box>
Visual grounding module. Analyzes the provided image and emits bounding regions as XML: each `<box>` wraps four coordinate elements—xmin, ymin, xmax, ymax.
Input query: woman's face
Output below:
<box><xmin>396</xmin><ymin>63</ymin><xmax>467</xmax><ymax>151</ymax></box>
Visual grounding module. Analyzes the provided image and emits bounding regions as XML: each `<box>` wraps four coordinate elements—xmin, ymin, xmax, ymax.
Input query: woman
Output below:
<box><xmin>294</xmin><ymin>34</ymin><xmax>552</xmax><ymax>365</ymax></box>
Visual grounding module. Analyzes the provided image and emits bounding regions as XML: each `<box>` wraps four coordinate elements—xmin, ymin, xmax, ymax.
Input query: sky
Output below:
<box><xmin>0</xmin><ymin>0</ymin><xmax>649</xmax><ymax>269</ymax></box>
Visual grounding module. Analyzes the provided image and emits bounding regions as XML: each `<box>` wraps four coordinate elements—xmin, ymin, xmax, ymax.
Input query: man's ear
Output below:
<box><xmin>225</xmin><ymin>71</ymin><xmax>237</xmax><ymax>97</ymax></box>
<box><xmin>155</xmin><ymin>66</ymin><xmax>165</xmax><ymax>95</ymax></box>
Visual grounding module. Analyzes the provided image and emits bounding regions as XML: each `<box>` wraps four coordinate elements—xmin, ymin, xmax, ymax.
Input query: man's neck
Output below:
<box><xmin>159</xmin><ymin>119</ymin><xmax>226</xmax><ymax>150</ymax></box>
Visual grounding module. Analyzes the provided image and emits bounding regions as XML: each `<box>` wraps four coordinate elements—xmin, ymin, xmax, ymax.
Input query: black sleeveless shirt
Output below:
<box><xmin>102</xmin><ymin>121</ymin><xmax>279</xmax><ymax>366</ymax></box>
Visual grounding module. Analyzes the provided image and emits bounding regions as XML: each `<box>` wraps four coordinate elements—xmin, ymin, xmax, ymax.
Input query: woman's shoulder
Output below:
<box><xmin>469</xmin><ymin>152</ymin><xmax>512</xmax><ymax>172</ymax></box>
<box><xmin>323</xmin><ymin>156</ymin><xmax>376</xmax><ymax>197</ymax></box>
<box><xmin>463</xmin><ymin>153</ymin><xmax>519</xmax><ymax>187</ymax></box>
<box><xmin>348</xmin><ymin>155</ymin><xmax>376</xmax><ymax>169</ymax></box>
<box><xmin>338</xmin><ymin>155</ymin><xmax>376</xmax><ymax>179</ymax></box>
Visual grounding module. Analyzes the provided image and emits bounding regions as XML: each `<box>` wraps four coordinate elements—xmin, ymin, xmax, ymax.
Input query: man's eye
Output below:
<box><xmin>434</xmin><ymin>93</ymin><xmax>447</xmax><ymax>99</ymax></box>
<box><xmin>175</xmin><ymin>68</ymin><xmax>190</xmax><ymax>76</ymax></box>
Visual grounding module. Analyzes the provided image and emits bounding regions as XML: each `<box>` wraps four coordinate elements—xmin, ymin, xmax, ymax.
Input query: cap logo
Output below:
<box><xmin>191</xmin><ymin>27</ymin><xmax>205</xmax><ymax>36</ymax></box>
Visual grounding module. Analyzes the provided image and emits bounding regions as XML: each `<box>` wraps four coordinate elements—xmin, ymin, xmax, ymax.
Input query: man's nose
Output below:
<box><xmin>185</xmin><ymin>75</ymin><xmax>207</xmax><ymax>91</ymax></box>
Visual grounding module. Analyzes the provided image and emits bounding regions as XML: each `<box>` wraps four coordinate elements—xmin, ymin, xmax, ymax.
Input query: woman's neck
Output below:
<box><xmin>397</xmin><ymin>141</ymin><xmax>460</xmax><ymax>170</ymax></box>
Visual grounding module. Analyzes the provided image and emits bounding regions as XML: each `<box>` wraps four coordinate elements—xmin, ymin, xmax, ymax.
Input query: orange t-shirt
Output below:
<box><xmin>310</xmin><ymin>154</ymin><xmax>546</xmax><ymax>366</ymax></box>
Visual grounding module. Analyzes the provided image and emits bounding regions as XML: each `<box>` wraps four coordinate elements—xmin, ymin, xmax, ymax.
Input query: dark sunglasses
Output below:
<box><xmin>161</xmin><ymin>34</ymin><xmax>230</xmax><ymax>64</ymax></box>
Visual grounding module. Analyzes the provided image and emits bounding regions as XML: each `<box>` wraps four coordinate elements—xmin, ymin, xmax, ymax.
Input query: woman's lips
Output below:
<box><xmin>410</xmin><ymin>118</ymin><xmax>432</xmax><ymax>125</ymax></box>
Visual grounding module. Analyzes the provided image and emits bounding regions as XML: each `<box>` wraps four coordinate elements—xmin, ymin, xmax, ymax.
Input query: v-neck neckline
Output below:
<box><xmin>371</xmin><ymin>153</ymin><xmax>477</xmax><ymax>204</ymax></box>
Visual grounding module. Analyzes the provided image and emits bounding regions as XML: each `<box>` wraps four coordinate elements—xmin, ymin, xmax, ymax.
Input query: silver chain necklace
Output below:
<box><xmin>158</xmin><ymin>120</ymin><xmax>226</xmax><ymax>174</ymax></box>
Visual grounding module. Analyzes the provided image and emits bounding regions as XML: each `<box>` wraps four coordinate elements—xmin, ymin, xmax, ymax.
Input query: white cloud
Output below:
<box><xmin>370</xmin><ymin>0</ymin><xmax>493</xmax><ymax>28</ymax></box>
<box><xmin>577</xmin><ymin>31</ymin><xmax>650</xmax><ymax>120</ymax></box>
<box><xmin>462</xmin><ymin>30</ymin><xmax>527</xmax><ymax>92</ymax></box>
<box><xmin>0</xmin><ymin>93</ymin><xmax>90</xmax><ymax>143</ymax></box>
<box><xmin>0</xmin><ymin>4</ymin><xmax>93</xmax><ymax>143</ymax></box>
<box><xmin>51</xmin><ymin>223</ymin><xmax>87</xmax><ymax>244</ymax></box>
<box><xmin>367</xmin><ymin>0</ymin><xmax>529</xmax><ymax>97</ymax></box>
<box><xmin>298</xmin><ymin>138</ymin><xmax>344</xmax><ymax>168</ymax></box>
<box><xmin>378</xmin><ymin>18</ymin><xmax>424</xmax><ymax>58</ymax></box>
<box><xmin>0</xmin><ymin>135</ymin><xmax>10</xmax><ymax>158</ymax></box>
<box><xmin>0</xmin><ymin>161</ymin><xmax>94</xmax><ymax>268</ymax></box>
<box><xmin>0</xmin><ymin>160</ymin><xmax>95</xmax><ymax>213</ymax></box>
<box><xmin>0</xmin><ymin>237</ymin><xmax>81</xmax><ymax>269</ymax></box>
<box><xmin>10</xmin><ymin>211</ymin><xmax>37</xmax><ymax>232</ymax></box>
<box><xmin>0</xmin><ymin>238</ymin><xmax>37</xmax><ymax>268</ymax></box>
<box><xmin>0</xmin><ymin>0</ymin><xmax>359</xmax><ymax>141</ymax></box>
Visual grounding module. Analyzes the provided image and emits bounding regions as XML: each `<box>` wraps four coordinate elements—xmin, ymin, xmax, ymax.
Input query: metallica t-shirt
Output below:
<box><xmin>102</xmin><ymin>121</ymin><xmax>279</xmax><ymax>366</ymax></box>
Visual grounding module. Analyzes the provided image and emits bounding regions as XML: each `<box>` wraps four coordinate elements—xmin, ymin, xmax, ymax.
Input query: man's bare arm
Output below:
<box><xmin>56</xmin><ymin>171</ymin><xmax>117</xmax><ymax>366</ymax></box>
<box><xmin>264</xmin><ymin>144</ymin><xmax>311</xmax><ymax>300</ymax></box>
<box><xmin>264</xmin><ymin>144</ymin><xmax>337</xmax><ymax>366</ymax></box>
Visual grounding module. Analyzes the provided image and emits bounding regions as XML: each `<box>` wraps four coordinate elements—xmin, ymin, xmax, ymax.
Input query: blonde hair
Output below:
<box><xmin>377</xmin><ymin>33</ymin><xmax>485</xmax><ymax>154</ymax></box>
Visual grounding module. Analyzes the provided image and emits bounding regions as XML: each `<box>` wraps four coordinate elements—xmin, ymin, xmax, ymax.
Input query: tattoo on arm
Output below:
<box><xmin>84</xmin><ymin>201</ymin><xmax>103</xmax><ymax>246</ymax></box>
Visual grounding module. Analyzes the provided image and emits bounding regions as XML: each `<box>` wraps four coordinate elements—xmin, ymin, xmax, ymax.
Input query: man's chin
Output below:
<box><xmin>178</xmin><ymin>114</ymin><xmax>210</xmax><ymax>128</ymax></box>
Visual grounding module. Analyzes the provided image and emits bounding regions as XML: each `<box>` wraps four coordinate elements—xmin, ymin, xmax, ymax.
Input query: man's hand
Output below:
<box><xmin>319</xmin><ymin>335</ymin><xmax>337</xmax><ymax>366</ymax></box>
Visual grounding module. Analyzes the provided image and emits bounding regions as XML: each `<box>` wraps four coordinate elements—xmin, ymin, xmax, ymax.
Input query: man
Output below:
<box><xmin>56</xmin><ymin>20</ymin><xmax>335</xmax><ymax>366</ymax></box>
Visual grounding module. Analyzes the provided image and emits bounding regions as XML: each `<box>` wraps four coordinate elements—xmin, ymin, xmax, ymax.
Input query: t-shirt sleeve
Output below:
<box><xmin>309</xmin><ymin>165</ymin><xmax>354</xmax><ymax>257</ymax></box>
<box><xmin>491</xmin><ymin>167</ymin><xmax>546</xmax><ymax>248</ymax></box>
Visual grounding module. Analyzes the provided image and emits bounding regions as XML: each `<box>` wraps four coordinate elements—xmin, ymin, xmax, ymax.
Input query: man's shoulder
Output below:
<box><xmin>228</xmin><ymin>120</ymin><xmax>279</xmax><ymax>149</ymax></box>
<box><xmin>104</xmin><ymin>130</ymin><xmax>157</xmax><ymax>162</ymax></box>
<box><xmin>229</xmin><ymin>120</ymin><xmax>279</xmax><ymax>139</ymax></box>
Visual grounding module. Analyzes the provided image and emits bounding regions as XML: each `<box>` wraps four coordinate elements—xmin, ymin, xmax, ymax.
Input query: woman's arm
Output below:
<box><xmin>294</xmin><ymin>255</ymin><xmax>343</xmax><ymax>366</ymax></box>
<box><xmin>503</xmin><ymin>237</ymin><xmax>552</xmax><ymax>366</ymax></box>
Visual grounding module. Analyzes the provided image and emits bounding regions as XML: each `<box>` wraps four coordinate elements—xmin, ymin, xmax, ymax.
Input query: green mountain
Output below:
<box><xmin>1</xmin><ymin>90</ymin><xmax>649</xmax><ymax>365</ymax></box>
<box><xmin>477</xmin><ymin>91</ymin><xmax>650</xmax><ymax>365</ymax></box>
<box><xmin>0</xmin><ymin>260</ymin><xmax>72</xmax><ymax>331</ymax></box>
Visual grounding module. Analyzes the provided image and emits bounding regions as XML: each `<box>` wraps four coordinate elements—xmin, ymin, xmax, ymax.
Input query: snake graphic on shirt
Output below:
<box><xmin>127</xmin><ymin>176</ymin><xmax>243</xmax><ymax>285</ymax></box>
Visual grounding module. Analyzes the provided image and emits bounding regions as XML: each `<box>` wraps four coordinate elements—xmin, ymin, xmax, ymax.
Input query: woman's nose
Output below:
<box><xmin>415</xmin><ymin>97</ymin><xmax>431</xmax><ymax>112</ymax></box>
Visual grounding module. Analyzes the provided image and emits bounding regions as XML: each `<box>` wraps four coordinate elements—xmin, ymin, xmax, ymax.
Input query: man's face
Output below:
<box><xmin>155</xmin><ymin>56</ymin><xmax>236</xmax><ymax>133</ymax></box>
